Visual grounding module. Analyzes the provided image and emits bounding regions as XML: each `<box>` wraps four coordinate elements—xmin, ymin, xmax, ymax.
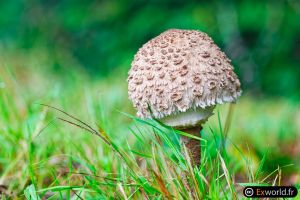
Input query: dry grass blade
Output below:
<box><xmin>35</xmin><ymin>119</ymin><xmax>56</xmax><ymax>138</ymax></box>
<box><xmin>278</xmin><ymin>166</ymin><xmax>282</xmax><ymax>186</ymax></box>
<box><xmin>118</xmin><ymin>183</ymin><xmax>128</xmax><ymax>199</ymax></box>
<box><xmin>272</xmin><ymin>174</ymin><xmax>278</xmax><ymax>186</ymax></box>
<box><xmin>39</xmin><ymin>104</ymin><xmax>100</xmax><ymax>136</ymax></box>
<box><xmin>182</xmin><ymin>144</ymin><xmax>201</xmax><ymax>200</ymax></box>
<box><xmin>39</xmin><ymin>104</ymin><xmax>110</xmax><ymax>145</ymax></box>
<box><xmin>65</xmin><ymin>172</ymin><xmax>136</xmax><ymax>185</ymax></box>
<box><xmin>58</xmin><ymin>118</ymin><xmax>109</xmax><ymax>145</ymax></box>
<box><xmin>58</xmin><ymin>118</ymin><xmax>94</xmax><ymax>135</ymax></box>
<box><xmin>152</xmin><ymin>170</ymin><xmax>172</xmax><ymax>200</ymax></box>
<box><xmin>218</xmin><ymin>151</ymin><xmax>236</xmax><ymax>199</ymax></box>
<box><xmin>72</xmin><ymin>190</ymin><xmax>84</xmax><ymax>200</ymax></box>
<box><xmin>258</xmin><ymin>164</ymin><xmax>294</xmax><ymax>186</ymax></box>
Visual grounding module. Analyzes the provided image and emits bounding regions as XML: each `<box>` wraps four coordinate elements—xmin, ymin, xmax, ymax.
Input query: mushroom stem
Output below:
<box><xmin>180</xmin><ymin>126</ymin><xmax>202</xmax><ymax>167</ymax></box>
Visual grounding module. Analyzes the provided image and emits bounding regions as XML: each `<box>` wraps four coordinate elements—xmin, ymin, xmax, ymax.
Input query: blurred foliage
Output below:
<box><xmin>0</xmin><ymin>0</ymin><xmax>299</xmax><ymax>97</ymax></box>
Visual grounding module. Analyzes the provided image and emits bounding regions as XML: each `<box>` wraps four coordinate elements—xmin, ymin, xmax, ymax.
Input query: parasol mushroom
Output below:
<box><xmin>127</xmin><ymin>29</ymin><xmax>241</xmax><ymax>167</ymax></box>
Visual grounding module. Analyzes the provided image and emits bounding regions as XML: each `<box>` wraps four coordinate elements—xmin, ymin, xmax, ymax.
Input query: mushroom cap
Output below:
<box><xmin>127</xmin><ymin>29</ymin><xmax>242</xmax><ymax>121</ymax></box>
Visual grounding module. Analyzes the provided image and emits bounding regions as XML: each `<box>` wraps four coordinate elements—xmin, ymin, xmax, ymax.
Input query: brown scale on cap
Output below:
<box><xmin>128</xmin><ymin>29</ymin><xmax>242</xmax><ymax>119</ymax></box>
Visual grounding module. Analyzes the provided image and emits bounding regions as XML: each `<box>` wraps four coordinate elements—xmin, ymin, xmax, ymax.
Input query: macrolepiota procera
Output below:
<box><xmin>127</xmin><ymin>29</ymin><xmax>242</xmax><ymax>167</ymax></box>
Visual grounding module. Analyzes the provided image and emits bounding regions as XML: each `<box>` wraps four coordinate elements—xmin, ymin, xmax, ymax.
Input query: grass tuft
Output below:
<box><xmin>0</xmin><ymin>65</ymin><xmax>299</xmax><ymax>199</ymax></box>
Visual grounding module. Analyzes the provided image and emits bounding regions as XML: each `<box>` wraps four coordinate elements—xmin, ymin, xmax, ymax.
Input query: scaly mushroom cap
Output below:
<box><xmin>127</xmin><ymin>29</ymin><xmax>241</xmax><ymax>124</ymax></box>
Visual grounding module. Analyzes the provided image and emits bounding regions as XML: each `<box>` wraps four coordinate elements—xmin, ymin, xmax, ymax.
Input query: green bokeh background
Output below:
<box><xmin>1</xmin><ymin>0</ymin><xmax>299</xmax><ymax>97</ymax></box>
<box><xmin>1</xmin><ymin>1</ymin><xmax>300</xmax><ymax>197</ymax></box>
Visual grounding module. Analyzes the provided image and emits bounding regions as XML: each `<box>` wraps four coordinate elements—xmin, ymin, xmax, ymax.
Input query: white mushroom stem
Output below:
<box><xmin>160</xmin><ymin>106</ymin><xmax>215</xmax><ymax>167</ymax></box>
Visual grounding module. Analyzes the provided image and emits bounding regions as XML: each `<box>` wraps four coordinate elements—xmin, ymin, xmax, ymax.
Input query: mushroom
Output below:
<box><xmin>127</xmin><ymin>29</ymin><xmax>242</xmax><ymax>167</ymax></box>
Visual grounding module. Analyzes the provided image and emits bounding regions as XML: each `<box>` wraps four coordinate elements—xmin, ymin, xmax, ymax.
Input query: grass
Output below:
<box><xmin>0</xmin><ymin>50</ymin><xmax>300</xmax><ymax>199</ymax></box>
